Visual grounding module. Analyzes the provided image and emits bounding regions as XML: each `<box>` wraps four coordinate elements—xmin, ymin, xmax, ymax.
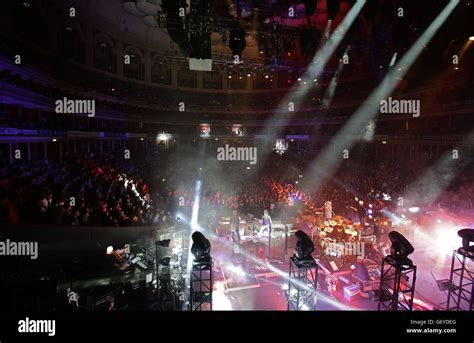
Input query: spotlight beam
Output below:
<box><xmin>183</xmin><ymin>139</ymin><xmax>206</xmax><ymax>310</ymax></box>
<box><xmin>264</xmin><ymin>0</ymin><xmax>366</xmax><ymax>129</ymax></box>
<box><xmin>255</xmin><ymin>0</ymin><xmax>366</xmax><ymax>169</ymax></box>
<box><xmin>190</xmin><ymin>180</ymin><xmax>202</xmax><ymax>230</ymax></box>
<box><xmin>183</xmin><ymin>180</ymin><xmax>203</xmax><ymax>308</ymax></box>
<box><xmin>301</xmin><ymin>0</ymin><xmax>460</xmax><ymax>194</ymax></box>
<box><xmin>322</xmin><ymin>46</ymin><xmax>350</xmax><ymax>107</ymax></box>
<box><xmin>402</xmin><ymin>132</ymin><xmax>474</xmax><ymax>207</ymax></box>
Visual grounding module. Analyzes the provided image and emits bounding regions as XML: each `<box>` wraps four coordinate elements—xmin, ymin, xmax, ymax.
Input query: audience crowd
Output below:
<box><xmin>1</xmin><ymin>147</ymin><xmax>472</xmax><ymax>227</ymax></box>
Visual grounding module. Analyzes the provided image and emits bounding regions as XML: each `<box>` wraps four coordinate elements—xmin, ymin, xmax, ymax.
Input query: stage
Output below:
<box><xmin>204</xmin><ymin>209</ymin><xmax>474</xmax><ymax>311</ymax></box>
<box><xmin>1</xmin><ymin>207</ymin><xmax>472</xmax><ymax>311</ymax></box>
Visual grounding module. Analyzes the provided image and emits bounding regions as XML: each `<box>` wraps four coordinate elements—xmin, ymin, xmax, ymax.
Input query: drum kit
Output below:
<box><xmin>312</xmin><ymin>215</ymin><xmax>361</xmax><ymax>252</ymax></box>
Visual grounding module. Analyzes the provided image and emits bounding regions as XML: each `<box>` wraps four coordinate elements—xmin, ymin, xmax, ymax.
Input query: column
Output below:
<box><xmin>144</xmin><ymin>50</ymin><xmax>152</xmax><ymax>82</ymax></box>
<box><xmin>246</xmin><ymin>74</ymin><xmax>253</xmax><ymax>90</ymax></box>
<box><xmin>197</xmin><ymin>71</ymin><xmax>203</xmax><ymax>89</ymax></box>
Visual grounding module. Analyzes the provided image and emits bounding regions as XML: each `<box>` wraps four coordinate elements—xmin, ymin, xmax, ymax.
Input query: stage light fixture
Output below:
<box><xmin>388</xmin><ymin>231</ymin><xmax>415</xmax><ymax>268</ymax></box>
<box><xmin>293</xmin><ymin>230</ymin><xmax>315</xmax><ymax>262</ymax></box>
<box><xmin>457</xmin><ymin>228</ymin><xmax>474</xmax><ymax>255</ymax></box>
<box><xmin>200</xmin><ymin>123</ymin><xmax>211</xmax><ymax>138</ymax></box>
<box><xmin>191</xmin><ymin>231</ymin><xmax>211</xmax><ymax>264</ymax></box>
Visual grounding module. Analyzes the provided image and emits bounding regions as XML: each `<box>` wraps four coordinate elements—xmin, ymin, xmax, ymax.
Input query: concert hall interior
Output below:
<box><xmin>0</xmin><ymin>0</ymin><xmax>474</xmax><ymax>313</ymax></box>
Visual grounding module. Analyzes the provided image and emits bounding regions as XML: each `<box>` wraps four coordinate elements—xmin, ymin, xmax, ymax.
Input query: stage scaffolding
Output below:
<box><xmin>287</xmin><ymin>256</ymin><xmax>318</xmax><ymax>311</ymax></box>
<box><xmin>447</xmin><ymin>249</ymin><xmax>474</xmax><ymax>311</ymax></box>
<box><xmin>190</xmin><ymin>259</ymin><xmax>213</xmax><ymax>311</ymax></box>
<box><xmin>377</xmin><ymin>257</ymin><xmax>416</xmax><ymax>311</ymax></box>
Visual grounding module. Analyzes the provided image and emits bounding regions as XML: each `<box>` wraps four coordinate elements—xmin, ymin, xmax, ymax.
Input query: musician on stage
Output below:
<box><xmin>208</xmin><ymin>209</ymin><xmax>220</xmax><ymax>235</ymax></box>
<box><xmin>258</xmin><ymin>210</ymin><xmax>272</xmax><ymax>237</ymax></box>
<box><xmin>230</xmin><ymin>210</ymin><xmax>241</xmax><ymax>243</ymax></box>
<box><xmin>323</xmin><ymin>200</ymin><xmax>333</xmax><ymax>220</ymax></box>
<box><xmin>246</xmin><ymin>213</ymin><xmax>260</xmax><ymax>237</ymax></box>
